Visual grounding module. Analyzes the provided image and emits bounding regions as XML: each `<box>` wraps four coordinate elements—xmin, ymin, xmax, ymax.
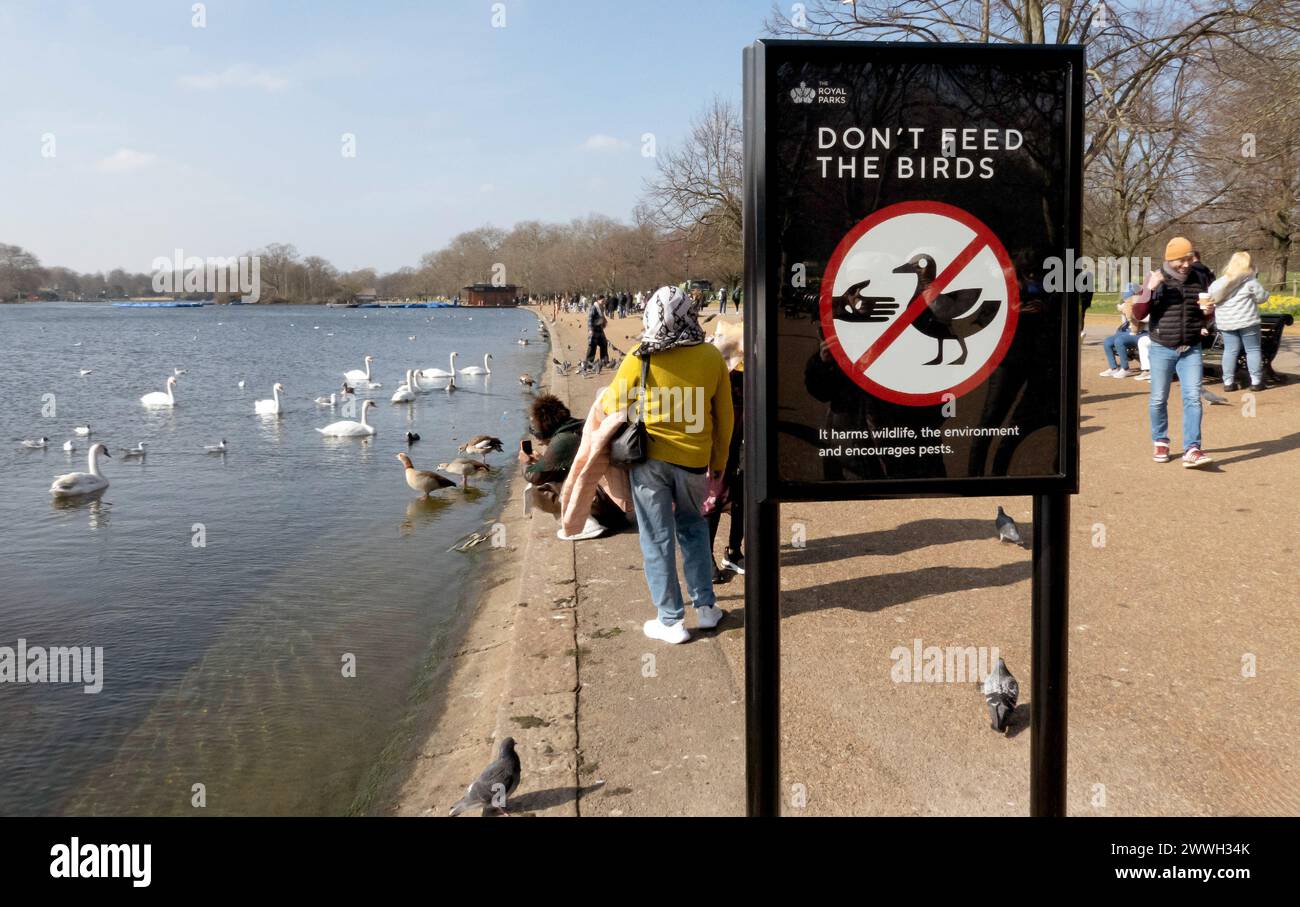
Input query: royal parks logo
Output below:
<box><xmin>789</xmin><ymin>80</ymin><xmax>848</xmax><ymax>105</ymax></box>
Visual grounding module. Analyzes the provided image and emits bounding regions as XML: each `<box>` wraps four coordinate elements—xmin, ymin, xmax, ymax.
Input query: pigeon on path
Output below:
<box><xmin>983</xmin><ymin>658</ymin><xmax>1019</xmax><ymax>733</ymax></box>
<box><xmin>995</xmin><ymin>506</ymin><xmax>1022</xmax><ymax>545</ymax></box>
<box><xmin>448</xmin><ymin>737</ymin><xmax>521</xmax><ymax>816</ymax></box>
<box><xmin>1200</xmin><ymin>387</ymin><xmax>1228</xmax><ymax>405</ymax></box>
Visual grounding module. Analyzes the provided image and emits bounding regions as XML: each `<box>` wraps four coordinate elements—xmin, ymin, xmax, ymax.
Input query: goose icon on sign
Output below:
<box><xmin>819</xmin><ymin>201</ymin><xmax>1020</xmax><ymax>406</ymax></box>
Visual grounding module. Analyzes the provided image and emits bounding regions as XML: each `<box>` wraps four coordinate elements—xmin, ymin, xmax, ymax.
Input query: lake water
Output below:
<box><xmin>0</xmin><ymin>303</ymin><xmax>546</xmax><ymax>815</ymax></box>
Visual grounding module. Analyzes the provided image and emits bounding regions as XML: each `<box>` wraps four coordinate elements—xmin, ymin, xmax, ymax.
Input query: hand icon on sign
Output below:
<box><xmin>832</xmin><ymin>279</ymin><xmax>900</xmax><ymax>323</ymax></box>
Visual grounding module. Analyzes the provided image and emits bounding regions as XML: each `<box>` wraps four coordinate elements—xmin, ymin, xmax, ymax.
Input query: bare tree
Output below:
<box><xmin>642</xmin><ymin>96</ymin><xmax>743</xmax><ymax>257</ymax></box>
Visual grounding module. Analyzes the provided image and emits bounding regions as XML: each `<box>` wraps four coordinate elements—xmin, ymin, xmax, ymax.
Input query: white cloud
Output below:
<box><xmin>96</xmin><ymin>149</ymin><xmax>159</xmax><ymax>172</ymax></box>
<box><xmin>179</xmin><ymin>64</ymin><xmax>289</xmax><ymax>92</ymax></box>
<box><xmin>581</xmin><ymin>134</ymin><xmax>628</xmax><ymax>153</ymax></box>
<box><xmin>480</xmin><ymin>183</ymin><xmax>496</xmax><ymax>193</ymax></box>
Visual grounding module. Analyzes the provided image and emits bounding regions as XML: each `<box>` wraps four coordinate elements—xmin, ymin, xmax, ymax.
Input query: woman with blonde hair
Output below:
<box><xmin>1208</xmin><ymin>251</ymin><xmax>1270</xmax><ymax>392</ymax></box>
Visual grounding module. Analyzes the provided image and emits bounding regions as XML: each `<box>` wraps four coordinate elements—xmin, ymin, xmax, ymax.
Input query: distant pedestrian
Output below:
<box><xmin>1208</xmin><ymin>251</ymin><xmax>1270</xmax><ymax>392</ymax></box>
<box><xmin>585</xmin><ymin>299</ymin><xmax>609</xmax><ymax>368</ymax></box>
<box><xmin>732</xmin><ymin>286</ymin><xmax>742</xmax><ymax>314</ymax></box>
<box><xmin>1131</xmin><ymin>236</ymin><xmax>1214</xmax><ymax>468</ymax></box>
<box><xmin>718</xmin><ymin>286</ymin><xmax>729</xmax><ymax>314</ymax></box>
<box><xmin>605</xmin><ymin>286</ymin><xmax>734</xmax><ymax>643</ymax></box>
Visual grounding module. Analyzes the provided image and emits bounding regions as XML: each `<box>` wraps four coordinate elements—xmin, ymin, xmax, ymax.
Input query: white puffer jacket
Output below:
<box><xmin>1208</xmin><ymin>275</ymin><xmax>1268</xmax><ymax>331</ymax></box>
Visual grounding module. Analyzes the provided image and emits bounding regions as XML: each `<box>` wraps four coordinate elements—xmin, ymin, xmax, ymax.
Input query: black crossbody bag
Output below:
<box><xmin>608</xmin><ymin>353</ymin><xmax>651</xmax><ymax>466</ymax></box>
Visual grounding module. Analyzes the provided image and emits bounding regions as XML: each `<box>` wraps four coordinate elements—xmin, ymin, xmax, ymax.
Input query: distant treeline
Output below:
<box><xmin>1</xmin><ymin>212</ymin><xmax>740</xmax><ymax>304</ymax></box>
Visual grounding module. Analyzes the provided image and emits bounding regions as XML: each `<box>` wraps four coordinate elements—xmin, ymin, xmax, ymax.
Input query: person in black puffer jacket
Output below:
<box><xmin>1131</xmin><ymin>236</ymin><xmax>1214</xmax><ymax>468</ymax></box>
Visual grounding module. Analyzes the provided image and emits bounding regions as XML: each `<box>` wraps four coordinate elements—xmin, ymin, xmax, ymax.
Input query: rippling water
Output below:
<box><xmin>0</xmin><ymin>302</ymin><xmax>545</xmax><ymax>815</ymax></box>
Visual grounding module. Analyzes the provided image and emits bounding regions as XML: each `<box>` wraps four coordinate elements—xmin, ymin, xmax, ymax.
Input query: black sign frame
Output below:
<box><xmin>742</xmin><ymin>39</ymin><xmax>1084</xmax><ymax>818</ymax></box>
<box><xmin>745</xmin><ymin>39</ymin><xmax>1084</xmax><ymax>503</ymax></box>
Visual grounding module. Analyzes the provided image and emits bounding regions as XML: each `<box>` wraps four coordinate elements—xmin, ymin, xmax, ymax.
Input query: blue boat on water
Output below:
<box><xmin>112</xmin><ymin>301</ymin><xmax>206</xmax><ymax>308</ymax></box>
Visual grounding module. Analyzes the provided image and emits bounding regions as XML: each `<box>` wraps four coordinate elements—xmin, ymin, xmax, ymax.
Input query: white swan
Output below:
<box><xmin>343</xmin><ymin>355</ymin><xmax>376</xmax><ymax>383</ymax></box>
<box><xmin>255</xmin><ymin>382</ymin><xmax>285</xmax><ymax>415</ymax></box>
<box><xmin>317</xmin><ymin>399</ymin><xmax>376</xmax><ymax>437</ymax></box>
<box><xmin>391</xmin><ymin>370</ymin><xmax>419</xmax><ymax>403</ymax></box>
<box><xmin>50</xmin><ymin>443</ymin><xmax>110</xmax><ymax>497</ymax></box>
<box><xmin>419</xmin><ymin>352</ymin><xmax>458</xmax><ymax>379</ymax></box>
<box><xmin>459</xmin><ymin>353</ymin><xmax>492</xmax><ymax>376</ymax></box>
<box><xmin>141</xmin><ymin>376</ymin><xmax>178</xmax><ymax>407</ymax></box>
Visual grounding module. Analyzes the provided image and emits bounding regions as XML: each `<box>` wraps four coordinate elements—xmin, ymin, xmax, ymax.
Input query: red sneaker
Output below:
<box><xmin>1152</xmin><ymin>442</ymin><xmax>1170</xmax><ymax>463</ymax></box>
<box><xmin>1182</xmin><ymin>446</ymin><xmax>1213</xmax><ymax>469</ymax></box>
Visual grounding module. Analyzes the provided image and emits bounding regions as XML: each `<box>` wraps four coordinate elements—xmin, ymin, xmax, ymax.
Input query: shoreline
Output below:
<box><xmin>384</xmin><ymin>306</ymin><xmax>584</xmax><ymax>816</ymax></box>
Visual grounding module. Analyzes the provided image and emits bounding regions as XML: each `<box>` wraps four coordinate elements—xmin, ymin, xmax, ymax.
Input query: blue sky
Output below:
<box><xmin>0</xmin><ymin>0</ymin><xmax>773</xmax><ymax>274</ymax></box>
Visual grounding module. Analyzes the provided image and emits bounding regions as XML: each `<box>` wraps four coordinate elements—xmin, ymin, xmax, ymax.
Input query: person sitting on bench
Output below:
<box><xmin>1101</xmin><ymin>282</ymin><xmax>1145</xmax><ymax>378</ymax></box>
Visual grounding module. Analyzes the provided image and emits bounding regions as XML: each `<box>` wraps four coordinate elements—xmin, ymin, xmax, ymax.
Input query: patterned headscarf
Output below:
<box><xmin>636</xmin><ymin>286</ymin><xmax>705</xmax><ymax>356</ymax></box>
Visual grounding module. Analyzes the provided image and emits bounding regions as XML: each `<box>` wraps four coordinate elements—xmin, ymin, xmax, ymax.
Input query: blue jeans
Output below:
<box><xmin>1148</xmin><ymin>343</ymin><xmax>1203</xmax><ymax>449</ymax></box>
<box><xmin>1219</xmin><ymin>324</ymin><xmax>1263</xmax><ymax>387</ymax></box>
<box><xmin>630</xmin><ymin>458</ymin><xmax>715</xmax><ymax>624</ymax></box>
<box><xmin>1103</xmin><ymin>332</ymin><xmax>1140</xmax><ymax>370</ymax></box>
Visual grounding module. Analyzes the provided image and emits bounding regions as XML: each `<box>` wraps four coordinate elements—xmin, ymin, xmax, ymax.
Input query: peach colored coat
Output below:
<box><xmin>559</xmin><ymin>391</ymin><xmax>634</xmax><ymax>536</ymax></box>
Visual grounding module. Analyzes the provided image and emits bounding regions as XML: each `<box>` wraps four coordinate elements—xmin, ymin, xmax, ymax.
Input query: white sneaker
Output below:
<box><xmin>556</xmin><ymin>516</ymin><xmax>605</xmax><ymax>541</ymax></box>
<box><xmin>1113</xmin><ymin>368</ymin><xmax>1138</xmax><ymax>378</ymax></box>
<box><xmin>696</xmin><ymin>605</ymin><xmax>725</xmax><ymax>629</ymax></box>
<box><xmin>1098</xmin><ymin>367</ymin><xmax>1117</xmax><ymax>377</ymax></box>
<box><xmin>643</xmin><ymin>618</ymin><xmax>689</xmax><ymax>644</ymax></box>
<box><xmin>1134</xmin><ymin>371</ymin><xmax>1150</xmax><ymax>381</ymax></box>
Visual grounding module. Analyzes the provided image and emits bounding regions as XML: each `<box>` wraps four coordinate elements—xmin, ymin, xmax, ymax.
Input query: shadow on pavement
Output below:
<box><xmin>510</xmin><ymin>781</ymin><xmax>606</xmax><ymax>814</ymax></box>
<box><xmin>779</xmin><ymin>518</ymin><xmax>1028</xmax><ymax>566</ymax></box>
<box><xmin>1212</xmin><ymin>430</ymin><xmax>1300</xmax><ymax>467</ymax></box>
<box><xmin>782</xmin><ymin>559</ymin><xmax>1031</xmax><ymax>616</ymax></box>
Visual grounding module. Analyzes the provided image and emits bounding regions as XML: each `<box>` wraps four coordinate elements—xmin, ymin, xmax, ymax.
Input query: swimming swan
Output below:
<box><xmin>50</xmin><ymin>443</ymin><xmax>110</xmax><ymax>497</ymax></box>
<box><xmin>391</xmin><ymin>370</ymin><xmax>419</xmax><ymax>403</ymax></box>
<box><xmin>343</xmin><ymin>356</ymin><xmax>376</xmax><ymax>384</ymax></box>
<box><xmin>419</xmin><ymin>352</ymin><xmax>458</xmax><ymax>379</ymax></box>
<box><xmin>255</xmin><ymin>382</ymin><xmax>285</xmax><ymax>415</ymax></box>
<box><xmin>316</xmin><ymin>399</ymin><xmax>376</xmax><ymax>437</ymax></box>
<box><xmin>459</xmin><ymin>353</ymin><xmax>492</xmax><ymax>376</ymax></box>
<box><xmin>141</xmin><ymin>376</ymin><xmax>178</xmax><ymax>407</ymax></box>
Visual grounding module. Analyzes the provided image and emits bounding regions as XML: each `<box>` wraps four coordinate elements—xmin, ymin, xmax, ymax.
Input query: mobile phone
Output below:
<box><xmin>521</xmin><ymin>439</ymin><xmax>533</xmax><ymax>455</ymax></box>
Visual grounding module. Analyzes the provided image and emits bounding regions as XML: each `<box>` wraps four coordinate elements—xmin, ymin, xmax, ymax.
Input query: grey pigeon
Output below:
<box><xmin>1200</xmin><ymin>387</ymin><xmax>1227</xmax><ymax>405</ymax></box>
<box><xmin>448</xmin><ymin>737</ymin><xmax>521</xmax><ymax>816</ymax></box>
<box><xmin>995</xmin><ymin>506</ymin><xmax>1022</xmax><ymax>545</ymax></box>
<box><xmin>983</xmin><ymin>658</ymin><xmax>1019</xmax><ymax>733</ymax></box>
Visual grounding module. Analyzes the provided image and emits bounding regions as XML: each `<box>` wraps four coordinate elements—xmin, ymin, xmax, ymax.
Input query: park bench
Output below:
<box><xmin>1121</xmin><ymin>313</ymin><xmax>1293</xmax><ymax>385</ymax></box>
<box><xmin>1202</xmin><ymin>313</ymin><xmax>1294</xmax><ymax>385</ymax></box>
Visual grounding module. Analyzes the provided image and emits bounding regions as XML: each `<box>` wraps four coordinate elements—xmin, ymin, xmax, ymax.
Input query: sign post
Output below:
<box><xmin>743</xmin><ymin>39</ymin><xmax>1084</xmax><ymax>817</ymax></box>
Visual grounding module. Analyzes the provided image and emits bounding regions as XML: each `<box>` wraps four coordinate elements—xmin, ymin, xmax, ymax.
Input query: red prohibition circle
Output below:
<box><xmin>818</xmin><ymin>201</ymin><xmax>1020</xmax><ymax>406</ymax></box>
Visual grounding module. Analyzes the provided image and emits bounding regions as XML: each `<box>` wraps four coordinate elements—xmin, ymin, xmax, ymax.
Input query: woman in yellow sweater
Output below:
<box><xmin>604</xmin><ymin>286</ymin><xmax>734</xmax><ymax>644</ymax></box>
